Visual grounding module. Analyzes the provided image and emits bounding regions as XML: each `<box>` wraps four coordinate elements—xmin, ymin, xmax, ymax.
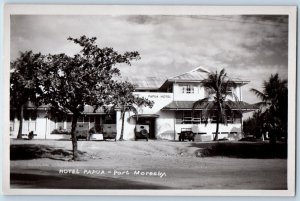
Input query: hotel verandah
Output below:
<box><xmin>10</xmin><ymin>67</ymin><xmax>257</xmax><ymax>141</ymax></box>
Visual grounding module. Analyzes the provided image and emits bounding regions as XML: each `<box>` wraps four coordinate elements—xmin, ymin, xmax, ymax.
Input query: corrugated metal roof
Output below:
<box><xmin>168</xmin><ymin>66</ymin><xmax>210</xmax><ymax>81</ymax></box>
<box><xmin>168</xmin><ymin>66</ymin><xmax>248</xmax><ymax>83</ymax></box>
<box><xmin>162</xmin><ymin>101</ymin><xmax>258</xmax><ymax>110</ymax></box>
<box><xmin>123</xmin><ymin>76</ymin><xmax>167</xmax><ymax>89</ymax></box>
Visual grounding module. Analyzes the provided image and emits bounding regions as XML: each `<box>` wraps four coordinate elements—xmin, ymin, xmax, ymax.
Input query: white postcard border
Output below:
<box><xmin>3</xmin><ymin>4</ymin><xmax>297</xmax><ymax>196</ymax></box>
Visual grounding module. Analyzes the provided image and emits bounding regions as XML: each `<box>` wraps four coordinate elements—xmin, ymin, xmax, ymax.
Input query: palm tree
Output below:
<box><xmin>109</xmin><ymin>81</ymin><xmax>153</xmax><ymax>141</ymax></box>
<box><xmin>250</xmin><ymin>74</ymin><xmax>288</xmax><ymax>143</ymax></box>
<box><xmin>193</xmin><ymin>69</ymin><xmax>239</xmax><ymax>141</ymax></box>
<box><xmin>10</xmin><ymin>51</ymin><xmax>44</xmax><ymax>139</ymax></box>
<box><xmin>119</xmin><ymin>104</ymin><xmax>138</xmax><ymax>141</ymax></box>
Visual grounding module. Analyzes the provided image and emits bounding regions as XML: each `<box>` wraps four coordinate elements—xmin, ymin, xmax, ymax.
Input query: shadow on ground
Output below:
<box><xmin>190</xmin><ymin>142</ymin><xmax>287</xmax><ymax>159</ymax></box>
<box><xmin>10</xmin><ymin>144</ymin><xmax>87</xmax><ymax>161</ymax></box>
<box><xmin>10</xmin><ymin>170</ymin><xmax>170</xmax><ymax>189</ymax></box>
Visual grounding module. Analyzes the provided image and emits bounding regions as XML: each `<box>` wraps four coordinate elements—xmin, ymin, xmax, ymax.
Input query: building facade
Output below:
<box><xmin>10</xmin><ymin>67</ymin><xmax>256</xmax><ymax>141</ymax></box>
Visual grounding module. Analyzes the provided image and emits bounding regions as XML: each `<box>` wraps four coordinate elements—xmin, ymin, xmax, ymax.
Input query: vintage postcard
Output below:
<box><xmin>3</xmin><ymin>5</ymin><xmax>296</xmax><ymax>196</ymax></box>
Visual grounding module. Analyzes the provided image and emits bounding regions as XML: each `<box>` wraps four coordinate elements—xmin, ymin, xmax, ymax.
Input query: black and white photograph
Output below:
<box><xmin>3</xmin><ymin>5</ymin><xmax>296</xmax><ymax>196</ymax></box>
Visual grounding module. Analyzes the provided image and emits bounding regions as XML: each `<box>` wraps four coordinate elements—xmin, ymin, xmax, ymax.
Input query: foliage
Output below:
<box><xmin>10</xmin><ymin>51</ymin><xmax>45</xmax><ymax>139</ymax></box>
<box><xmin>39</xmin><ymin>36</ymin><xmax>141</xmax><ymax>160</ymax></box>
<box><xmin>243</xmin><ymin>110</ymin><xmax>266</xmax><ymax>138</ymax></box>
<box><xmin>250</xmin><ymin>74</ymin><xmax>288</xmax><ymax>143</ymax></box>
<box><xmin>193</xmin><ymin>69</ymin><xmax>240</xmax><ymax>141</ymax></box>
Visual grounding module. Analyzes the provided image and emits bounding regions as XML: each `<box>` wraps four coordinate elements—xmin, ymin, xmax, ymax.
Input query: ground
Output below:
<box><xmin>10</xmin><ymin>139</ymin><xmax>287</xmax><ymax>190</ymax></box>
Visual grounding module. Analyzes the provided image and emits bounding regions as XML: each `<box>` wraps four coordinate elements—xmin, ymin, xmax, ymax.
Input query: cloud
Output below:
<box><xmin>11</xmin><ymin>15</ymin><xmax>289</xmax><ymax>104</ymax></box>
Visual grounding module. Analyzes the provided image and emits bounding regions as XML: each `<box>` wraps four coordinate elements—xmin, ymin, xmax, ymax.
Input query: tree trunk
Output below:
<box><xmin>71</xmin><ymin>114</ymin><xmax>79</xmax><ymax>160</ymax></box>
<box><xmin>214</xmin><ymin>120</ymin><xmax>219</xmax><ymax>141</ymax></box>
<box><xmin>119</xmin><ymin>112</ymin><xmax>125</xmax><ymax>141</ymax></box>
<box><xmin>214</xmin><ymin>107</ymin><xmax>220</xmax><ymax>141</ymax></box>
<box><xmin>17</xmin><ymin>104</ymin><xmax>24</xmax><ymax>139</ymax></box>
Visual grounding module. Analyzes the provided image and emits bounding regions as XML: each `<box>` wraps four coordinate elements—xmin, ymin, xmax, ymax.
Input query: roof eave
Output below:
<box><xmin>135</xmin><ymin>87</ymin><xmax>160</xmax><ymax>90</ymax></box>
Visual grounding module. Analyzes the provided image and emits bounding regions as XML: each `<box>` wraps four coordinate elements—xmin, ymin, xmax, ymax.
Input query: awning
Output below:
<box><xmin>162</xmin><ymin>101</ymin><xmax>258</xmax><ymax>111</ymax></box>
<box><xmin>130</xmin><ymin>114</ymin><xmax>160</xmax><ymax>118</ymax></box>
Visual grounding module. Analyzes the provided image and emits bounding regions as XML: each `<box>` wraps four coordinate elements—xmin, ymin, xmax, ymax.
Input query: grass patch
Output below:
<box><xmin>191</xmin><ymin>142</ymin><xmax>287</xmax><ymax>158</ymax></box>
<box><xmin>10</xmin><ymin>144</ymin><xmax>87</xmax><ymax>161</ymax></box>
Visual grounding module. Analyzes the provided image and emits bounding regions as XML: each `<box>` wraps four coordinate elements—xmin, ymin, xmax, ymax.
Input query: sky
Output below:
<box><xmin>10</xmin><ymin>15</ymin><xmax>289</xmax><ymax>104</ymax></box>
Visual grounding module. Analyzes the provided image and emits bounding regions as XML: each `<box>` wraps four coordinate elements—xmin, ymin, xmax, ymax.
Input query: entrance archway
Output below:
<box><xmin>131</xmin><ymin>114</ymin><xmax>159</xmax><ymax>139</ymax></box>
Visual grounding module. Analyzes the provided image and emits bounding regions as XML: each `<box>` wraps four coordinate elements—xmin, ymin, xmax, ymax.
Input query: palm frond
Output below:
<box><xmin>192</xmin><ymin>98</ymin><xmax>210</xmax><ymax>110</ymax></box>
<box><xmin>202</xmin><ymin>101</ymin><xmax>217</xmax><ymax>120</ymax></box>
<box><xmin>253</xmin><ymin>101</ymin><xmax>269</xmax><ymax>108</ymax></box>
<box><xmin>250</xmin><ymin>88</ymin><xmax>267</xmax><ymax>101</ymax></box>
<box><xmin>231</xmin><ymin>90</ymin><xmax>240</xmax><ymax>102</ymax></box>
<box><xmin>126</xmin><ymin>105</ymin><xmax>138</xmax><ymax>114</ymax></box>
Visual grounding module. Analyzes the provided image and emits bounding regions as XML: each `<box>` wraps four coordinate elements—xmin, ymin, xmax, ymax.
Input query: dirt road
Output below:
<box><xmin>10</xmin><ymin>140</ymin><xmax>287</xmax><ymax>189</ymax></box>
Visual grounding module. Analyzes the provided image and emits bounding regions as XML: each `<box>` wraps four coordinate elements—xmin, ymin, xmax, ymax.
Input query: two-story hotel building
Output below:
<box><xmin>10</xmin><ymin>67</ymin><xmax>256</xmax><ymax>141</ymax></box>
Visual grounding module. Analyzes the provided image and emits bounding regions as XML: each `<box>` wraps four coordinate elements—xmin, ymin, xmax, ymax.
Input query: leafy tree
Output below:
<box><xmin>250</xmin><ymin>74</ymin><xmax>288</xmax><ymax>143</ymax></box>
<box><xmin>10</xmin><ymin>51</ymin><xmax>45</xmax><ymax>139</ymax></box>
<box><xmin>109</xmin><ymin>81</ymin><xmax>153</xmax><ymax>141</ymax></box>
<box><xmin>243</xmin><ymin>109</ymin><xmax>266</xmax><ymax>138</ymax></box>
<box><xmin>40</xmin><ymin>36</ymin><xmax>140</xmax><ymax>160</ymax></box>
<box><xmin>193</xmin><ymin>69</ymin><xmax>240</xmax><ymax>141</ymax></box>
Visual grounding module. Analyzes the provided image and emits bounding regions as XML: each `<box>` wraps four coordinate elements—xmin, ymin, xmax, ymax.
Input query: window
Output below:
<box><xmin>175</xmin><ymin>111</ymin><xmax>183</xmax><ymax>124</ymax></box>
<box><xmin>211</xmin><ymin>114</ymin><xmax>233</xmax><ymax>124</ymax></box>
<box><xmin>182</xmin><ymin>111</ymin><xmax>192</xmax><ymax>123</ymax></box>
<box><xmin>211</xmin><ymin>116</ymin><xmax>217</xmax><ymax>123</ymax></box>
<box><xmin>104</xmin><ymin>114</ymin><xmax>116</xmax><ymax>124</ymax></box>
<box><xmin>175</xmin><ymin>111</ymin><xmax>204</xmax><ymax>124</ymax></box>
<box><xmin>233</xmin><ymin>113</ymin><xmax>242</xmax><ymax>123</ymax></box>
<box><xmin>192</xmin><ymin>111</ymin><xmax>201</xmax><ymax>124</ymax></box>
<box><xmin>182</xmin><ymin>85</ymin><xmax>194</xmax><ymax>94</ymax></box>
<box><xmin>227</xmin><ymin>87</ymin><xmax>233</xmax><ymax>95</ymax></box>
<box><xmin>227</xmin><ymin>115</ymin><xmax>233</xmax><ymax>124</ymax></box>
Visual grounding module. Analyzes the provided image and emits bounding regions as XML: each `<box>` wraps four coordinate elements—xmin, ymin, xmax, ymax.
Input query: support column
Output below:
<box><xmin>116</xmin><ymin>110</ymin><xmax>122</xmax><ymax>140</ymax></box>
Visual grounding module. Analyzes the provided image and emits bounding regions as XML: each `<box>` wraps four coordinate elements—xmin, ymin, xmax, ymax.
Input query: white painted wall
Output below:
<box><xmin>155</xmin><ymin>110</ymin><xmax>175</xmax><ymax>140</ymax></box>
<box><xmin>10</xmin><ymin>83</ymin><xmax>245</xmax><ymax>141</ymax></box>
<box><xmin>116</xmin><ymin>110</ymin><xmax>136</xmax><ymax>140</ymax></box>
<box><xmin>172</xmin><ymin>82</ymin><xmax>242</xmax><ymax>102</ymax></box>
<box><xmin>35</xmin><ymin>110</ymin><xmax>48</xmax><ymax>139</ymax></box>
<box><xmin>227</xmin><ymin>86</ymin><xmax>242</xmax><ymax>101</ymax></box>
<box><xmin>118</xmin><ymin>92</ymin><xmax>174</xmax><ymax>140</ymax></box>
<box><xmin>175</xmin><ymin>123</ymin><xmax>242</xmax><ymax>141</ymax></box>
<box><xmin>173</xmin><ymin>82</ymin><xmax>204</xmax><ymax>101</ymax></box>
<box><xmin>133</xmin><ymin>92</ymin><xmax>174</xmax><ymax>113</ymax></box>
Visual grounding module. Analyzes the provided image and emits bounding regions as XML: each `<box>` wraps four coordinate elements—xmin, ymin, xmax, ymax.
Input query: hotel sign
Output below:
<box><xmin>147</xmin><ymin>94</ymin><xmax>172</xmax><ymax>99</ymax></box>
<box><xmin>134</xmin><ymin>93</ymin><xmax>173</xmax><ymax>100</ymax></box>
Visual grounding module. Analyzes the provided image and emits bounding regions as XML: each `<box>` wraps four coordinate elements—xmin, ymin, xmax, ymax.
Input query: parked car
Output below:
<box><xmin>178</xmin><ymin>128</ymin><xmax>195</xmax><ymax>141</ymax></box>
<box><xmin>135</xmin><ymin>124</ymin><xmax>149</xmax><ymax>141</ymax></box>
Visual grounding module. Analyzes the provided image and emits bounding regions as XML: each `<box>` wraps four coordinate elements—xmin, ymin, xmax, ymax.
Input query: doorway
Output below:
<box><xmin>136</xmin><ymin>117</ymin><xmax>156</xmax><ymax>139</ymax></box>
